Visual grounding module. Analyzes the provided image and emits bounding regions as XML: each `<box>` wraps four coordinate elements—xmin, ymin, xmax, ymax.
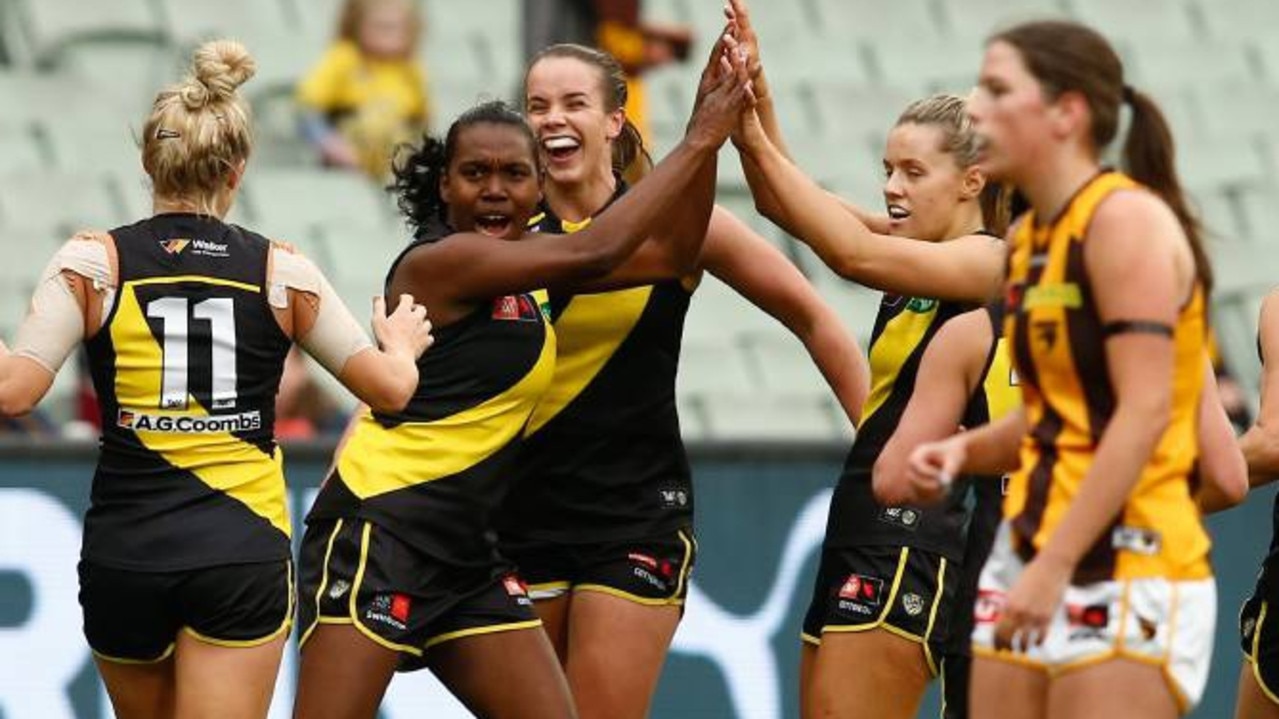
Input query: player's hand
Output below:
<box><xmin>724</xmin><ymin>0</ymin><xmax>765</xmax><ymax>89</ymax></box>
<box><xmin>693</xmin><ymin>24</ymin><xmax>734</xmax><ymax>109</ymax></box>
<box><xmin>320</xmin><ymin>134</ymin><xmax>361</xmax><ymax>169</ymax></box>
<box><xmin>993</xmin><ymin>554</ymin><xmax>1071</xmax><ymax>653</ymax></box>
<box><xmin>907</xmin><ymin>434</ymin><xmax>966</xmax><ymax>497</ymax></box>
<box><xmin>686</xmin><ymin>34</ymin><xmax>756</xmax><ymax>151</ymax></box>
<box><xmin>373</xmin><ymin>294</ymin><xmax>434</xmax><ymax>360</ymax></box>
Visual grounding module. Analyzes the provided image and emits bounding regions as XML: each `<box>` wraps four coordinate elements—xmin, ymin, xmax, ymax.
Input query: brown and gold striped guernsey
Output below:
<box><xmin>1003</xmin><ymin>171</ymin><xmax>1210</xmax><ymax>583</ymax></box>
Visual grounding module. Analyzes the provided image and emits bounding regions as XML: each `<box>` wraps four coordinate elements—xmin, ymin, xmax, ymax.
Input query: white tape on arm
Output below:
<box><xmin>269</xmin><ymin>247</ymin><xmax>374</xmax><ymax>377</ymax></box>
<box><xmin>11</xmin><ymin>239</ymin><xmax>112</xmax><ymax>373</ymax></box>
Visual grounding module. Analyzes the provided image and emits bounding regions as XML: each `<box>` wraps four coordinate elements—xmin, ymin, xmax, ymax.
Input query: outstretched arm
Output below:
<box><xmin>733</xmin><ymin>106</ymin><xmax>1004</xmax><ymax>302</ymax></box>
<box><xmin>700</xmin><ymin>206</ymin><xmax>869</xmax><ymax>427</ymax></box>
<box><xmin>402</xmin><ymin>43</ymin><xmax>756</xmax><ymax>314</ymax></box>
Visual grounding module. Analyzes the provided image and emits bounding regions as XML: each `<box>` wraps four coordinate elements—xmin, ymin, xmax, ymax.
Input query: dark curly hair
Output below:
<box><xmin>390</xmin><ymin>100</ymin><xmax>540</xmax><ymax>240</ymax></box>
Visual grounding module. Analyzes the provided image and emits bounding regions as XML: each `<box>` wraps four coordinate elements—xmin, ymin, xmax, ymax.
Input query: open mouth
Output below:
<box><xmin>475</xmin><ymin>213</ymin><xmax>514</xmax><ymax>238</ymax></box>
<box><xmin>886</xmin><ymin>204</ymin><xmax>911</xmax><ymax>221</ymax></box>
<box><xmin>542</xmin><ymin>135</ymin><xmax>581</xmax><ymax>164</ymax></box>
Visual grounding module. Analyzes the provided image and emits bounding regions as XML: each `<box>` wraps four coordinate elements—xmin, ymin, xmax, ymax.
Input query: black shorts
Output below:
<box><xmin>297</xmin><ymin>518</ymin><xmax>540</xmax><ymax>663</ymax></box>
<box><xmin>801</xmin><ymin>545</ymin><xmax>959</xmax><ymax>676</ymax></box>
<box><xmin>940</xmin><ymin>653</ymin><xmax>972</xmax><ymax>719</ymax></box>
<box><xmin>79</xmin><ymin>558</ymin><xmax>293</xmax><ymax>664</ymax></box>
<box><xmin>1241</xmin><ymin>554</ymin><xmax>1279</xmax><ymax>704</ymax></box>
<box><xmin>503</xmin><ymin>528</ymin><xmax>697</xmax><ymax>606</ymax></box>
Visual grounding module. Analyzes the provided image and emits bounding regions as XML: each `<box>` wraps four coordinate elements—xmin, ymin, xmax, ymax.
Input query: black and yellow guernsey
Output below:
<box><xmin>83</xmin><ymin>214</ymin><xmax>293</xmax><ymax>571</ymax></box>
<box><xmin>825</xmin><ymin>234</ymin><xmax>1016</xmax><ymax>561</ymax></box>
<box><xmin>494</xmin><ymin>182</ymin><xmax>695</xmax><ymax>544</ymax></box>
<box><xmin>307</xmin><ymin>229</ymin><xmax>556</xmax><ymax>566</ymax></box>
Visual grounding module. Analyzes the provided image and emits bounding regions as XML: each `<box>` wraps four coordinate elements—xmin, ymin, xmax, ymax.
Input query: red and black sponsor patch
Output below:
<box><xmin>492</xmin><ymin>294</ymin><xmax>542</xmax><ymax>322</ymax></box>
<box><xmin>974</xmin><ymin>589</ymin><xmax>1005</xmax><ymax>624</ymax></box>
<box><xmin>838</xmin><ymin>574</ymin><xmax>884</xmax><ymax>607</ymax></box>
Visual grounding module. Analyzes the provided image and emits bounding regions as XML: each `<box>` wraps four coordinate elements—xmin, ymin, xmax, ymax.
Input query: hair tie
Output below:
<box><xmin>155</xmin><ymin>128</ymin><xmax>181</xmax><ymax>140</ymax></box>
<box><xmin>1121</xmin><ymin>84</ymin><xmax>1137</xmax><ymax>105</ymax></box>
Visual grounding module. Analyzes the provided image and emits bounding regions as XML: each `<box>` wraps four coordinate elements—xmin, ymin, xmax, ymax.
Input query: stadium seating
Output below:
<box><xmin>0</xmin><ymin>0</ymin><xmax>1276</xmax><ymax>435</ymax></box>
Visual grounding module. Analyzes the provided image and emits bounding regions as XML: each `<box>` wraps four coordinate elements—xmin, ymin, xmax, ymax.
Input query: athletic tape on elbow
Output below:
<box><xmin>270</xmin><ymin>248</ymin><xmax>373</xmax><ymax>376</ymax></box>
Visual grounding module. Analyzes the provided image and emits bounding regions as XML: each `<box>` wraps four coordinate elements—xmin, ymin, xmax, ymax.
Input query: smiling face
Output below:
<box><xmin>881</xmin><ymin>122</ymin><xmax>981</xmax><ymax>242</ymax></box>
<box><xmin>524</xmin><ymin>55</ymin><xmax>624</xmax><ymax>187</ymax></box>
<box><xmin>968</xmin><ymin>40</ymin><xmax>1059</xmax><ymax>185</ymax></box>
<box><xmin>440</xmin><ymin>122</ymin><xmax>542</xmax><ymax>240</ymax></box>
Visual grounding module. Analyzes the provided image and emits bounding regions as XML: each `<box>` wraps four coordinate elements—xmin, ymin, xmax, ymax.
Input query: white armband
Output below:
<box><xmin>11</xmin><ymin>238</ymin><xmax>114</xmax><ymax>374</ymax></box>
<box><xmin>269</xmin><ymin>247</ymin><xmax>374</xmax><ymax>377</ymax></box>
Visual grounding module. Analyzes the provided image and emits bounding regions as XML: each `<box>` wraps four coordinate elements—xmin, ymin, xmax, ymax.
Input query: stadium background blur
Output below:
<box><xmin>0</xmin><ymin>0</ymin><xmax>1274</xmax><ymax>716</ymax></box>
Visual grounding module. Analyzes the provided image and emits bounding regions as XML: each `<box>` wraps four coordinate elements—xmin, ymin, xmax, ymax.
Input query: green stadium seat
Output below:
<box><xmin>41</xmin><ymin>113</ymin><xmax>145</xmax><ymax>173</ymax></box>
<box><xmin>700</xmin><ymin>392</ymin><xmax>845</xmax><ymax>442</ymax></box>
<box><xmin>1177</xmin><ymin>136</ymin><xmax>1270</xmax><ymax>195</ymax></box>
<box><xmin>242</xmin><ymin>169</ymin><xmax>395</xmax><ymax>239</ymax></box>
<box><xmin>0</xmin><ymin>171</ymin><xmax>126</xmax><ymax>238</ymax></box>
<box><xmin>0</xmin><ymin>121</ymin><xmax>47</xmax><ymax>174</ymax></box>
<box><xmin>1193</xmin><ymin>85</ymin><xmax>1279</xmax><ymax>140</ymax></box>
<box><xmin>55</xmin><ymin>39</ymin><xmax>180</xmax><ymax>118</ymax></box>
<box><xmin>1197</xmin><ymin>0</ymin><xmax>1279</xmax><ymax>42</ymax></box>
<box><xmin>1126</xmin><ymin>39</ymin><xmax>1259</xmax><ymax>91</ymax></box>
<box><xmin>1069</xmin><ymin>0</ymin><xmax>1199</xmax><ymax>43</ymax></box>
<box><xmin>0</xmin><ymin>68</ymin><xmax>137</xmax><ymax>125</ymax></box>
<box><xmin>812</xmin><ymin>0</ymin><xmax>942</xmax><ymax>42</ymax></box>
<box><xmin>684</xmin><ymin>273</ymin><xmax>784</xmax><ymax>343</ymax></box>
<box><xmin>810</xmin><ymin>270</ymin><xmax>882</xmax><ymax>347</ymax></box>
<box><xmin>866</xmin><ymin>37</ymin><xmax>982</xmax><ymax>98</ymax></box>
<box><xmin>10</xmin><ymin>0</ymin><xmax>167</xmax><ymax>67</ymax></box>
<box><xmin>675</xmin><ymin>394</ymin><xmax>710</xmax><ymax>441</ymax></box>
<box><xmin>1236</xmin><ymin>186</ymin><xmax>1279</xmax><ymax>244</ymax></box>
<box><xmin>1212</xmin><ymin>239</ymin><xmax>1274</xmax><ymax>397</ymax></box>
<box><xmin>740</xmin><ymin>335</ymin><xmax>833</xmax><ymax>398</ymax></box>
<box><xmin>0</xmin><ymin>225</ymin><xmax>60</xmax><ymax>298</ymax></box>
<box><xmin>1193</xmin><ymin>189</ymin><xmax>1247</xmax><ymax>243</ymax></box>
<box><xmin>678</xmin><ymin>338</ymin><xmax>758</xmax><ymax>395</ymax></box>
<box><xmin>158</xmin><ymin>0</ymin><xmax>296</xmax><ymax>47</ymax></box>
<box><xmin>941</xmin><ymin>0</ymin><xmax>1069</xmax><ymax>43</ymax></box>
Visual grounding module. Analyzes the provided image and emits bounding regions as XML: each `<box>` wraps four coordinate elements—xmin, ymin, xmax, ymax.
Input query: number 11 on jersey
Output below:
<box><xmin>146</xmin><ymin>297</ymin><xmax>238</xmax><ymax>411</ymax></box>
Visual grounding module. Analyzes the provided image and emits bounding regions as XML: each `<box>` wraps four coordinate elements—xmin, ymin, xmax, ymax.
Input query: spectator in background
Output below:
<box><xmin>522</xmin><ymin>0</ymin><xmax>691</xmax><ymax>159</ymax></box>
<box><xmin>297</xmin><ymin>0</ymin><xmax>431</xmax><ymax>180</ymax></box>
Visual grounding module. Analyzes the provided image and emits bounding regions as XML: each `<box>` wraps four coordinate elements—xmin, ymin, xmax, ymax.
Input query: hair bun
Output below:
<box><xmin>179</xmin><ymin>39</ymin><xmax>256</xmax><ymax>110</ymax></box>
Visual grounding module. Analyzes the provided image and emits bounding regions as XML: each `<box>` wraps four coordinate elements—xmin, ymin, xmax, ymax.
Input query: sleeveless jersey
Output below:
<box><xmin>959</xmin><ymin>303</ymin><xmax>1021</xmax><ymax>553</ymax></box>
<box><xmin>495</xmin><ymin>185</ymin><xmax>694</xmax><ymax>544</ymax></box>
<box><xmin>1003</xmin><ymin>171</ymin><xmax>1210</xmax><ymax>583</ymax></box>
<box><xmin>307</xmin><ymin>233</ymin><xmax>556</xmax><ymax>567</ymax></box>
<box><xmin>825</xmin><ymin>234</ymin><xmax>1018</xmax><ymax>560</ymax></box>
<box><xmin>83</xmin><ymin>214</ymin><xmax>293</xmax><ymax>571</ymax></box>
<box><xmin>946</xmin><ymin>304</ymin><xmax>1021</xmax><ymax>653</ymax></box>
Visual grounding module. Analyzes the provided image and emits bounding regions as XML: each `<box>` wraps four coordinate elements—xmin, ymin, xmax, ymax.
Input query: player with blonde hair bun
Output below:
<box><xmin>0</xmin><ymin>39</ymin><xmax>433</xmax><ymax>719</ymax></box>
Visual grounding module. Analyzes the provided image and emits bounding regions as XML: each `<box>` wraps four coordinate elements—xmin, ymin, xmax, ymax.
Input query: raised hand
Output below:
<box><xmin>693</xmin><ymin>23</ymin><xmax>737</xmax><ymax>110</ymax></box>
<box><xmin>724</xmin><ymin>0</ymin><xmax>763</xmax><ymax>85</ymax></box>
<box><xmin>685</xmin><ymin>34</ymin><xmax>757</xmax><ymax>150</ymax></box>
<box><xmin>372</xmin><ymin>293</ymin><xmax>434</xmax><ymax>360</ymax></box>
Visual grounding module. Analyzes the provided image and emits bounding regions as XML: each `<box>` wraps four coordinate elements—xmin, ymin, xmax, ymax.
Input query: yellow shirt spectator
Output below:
<box><xmin>297</xmin><ymin>40</ymin><xmax>430</xmax><ymax>179</ymax></box>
